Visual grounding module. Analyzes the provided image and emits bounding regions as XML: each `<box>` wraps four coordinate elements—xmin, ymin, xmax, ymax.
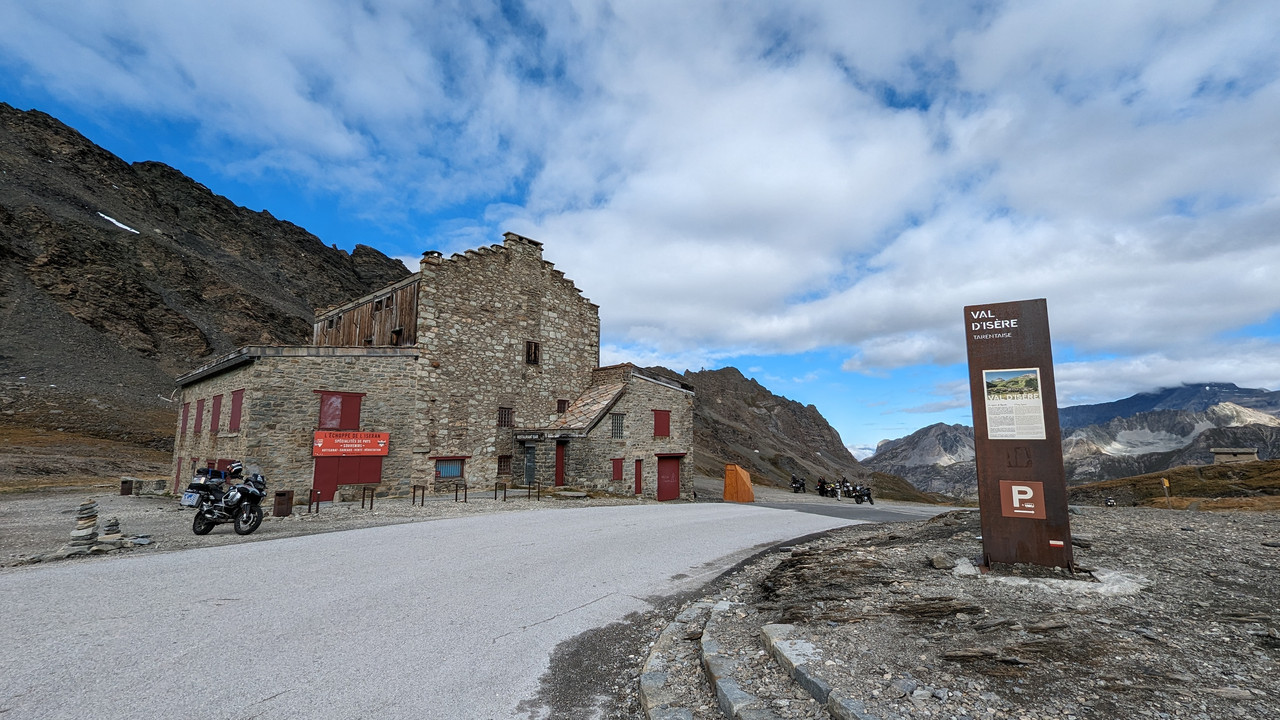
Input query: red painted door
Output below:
<box><xmin>554</xmin><ymin>441</ymin><xmax>567</xmax><ymax>486</ymax></box>
<box><xmin>657</xmin><ymin>457</ymin><xmax>680</xmax><ymax>501</ymax></box>
<box><xmin>313</xmin><ymin>456</ymin><xmax>383</xmax><ymax>502</ymax></box>
<box><xmin>634</xmin><ymin>460</ymin><xmax>643</xmax><ymax>495</ymax></box>
<box><xmin>313</xmin><ymin>457</ymin><xmax>340</xmax><ymax>502</ymax></box>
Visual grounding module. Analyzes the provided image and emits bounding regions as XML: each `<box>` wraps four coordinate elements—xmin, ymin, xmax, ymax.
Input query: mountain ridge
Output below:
<box><xmin>0</xmin><ymin>103</ymin><xmax>409</xmax><ymax>444</ymax></box>
<box><xmin>866</xmin><ymin>394</ymin><xmax>1280</xmax><ymax>497</ymax></box>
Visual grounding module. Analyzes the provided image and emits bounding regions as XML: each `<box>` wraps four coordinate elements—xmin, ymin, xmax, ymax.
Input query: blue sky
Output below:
<box><xmin>4</xmin><ymin>1</ymin><xmax>1280</xmax><ymax>457</ymax></box>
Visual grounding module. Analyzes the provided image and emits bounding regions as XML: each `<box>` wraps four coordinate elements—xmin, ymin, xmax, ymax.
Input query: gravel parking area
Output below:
<box><xmin>0</xmin><ymin>483</ymin><xmax>662</xmax><ymax>570</ymax></box>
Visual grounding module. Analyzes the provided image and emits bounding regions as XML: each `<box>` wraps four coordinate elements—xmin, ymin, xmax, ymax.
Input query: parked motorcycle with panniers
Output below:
<box><xmin>849</xmin><ymin>482</ymin><xmax>873</xmax><ymax>504</ymax></box>
<box><xmin>182</xmin><ymin>462</ymin><xmax>267</xmax><ymax>535</ymax></box>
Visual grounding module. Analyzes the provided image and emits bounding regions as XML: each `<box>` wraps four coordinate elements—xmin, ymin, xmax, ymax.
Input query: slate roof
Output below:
<box><xmin>547</xmin><ymin>381</ymin><xmax>626</xmax><ymax>431</ymax></box>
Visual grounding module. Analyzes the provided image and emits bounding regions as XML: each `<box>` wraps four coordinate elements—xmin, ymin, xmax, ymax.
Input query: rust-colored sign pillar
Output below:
<box><xmin>964</xmin><ymin>298</ymin><xmax>1073</xmax><ymax>568</ymax></box>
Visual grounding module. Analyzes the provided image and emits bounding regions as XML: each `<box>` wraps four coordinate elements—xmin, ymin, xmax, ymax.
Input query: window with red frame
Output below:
<box><xmin>316</xmin><ymin>391</ymin><xmax>364</xmax><ymax>430</ymax></box>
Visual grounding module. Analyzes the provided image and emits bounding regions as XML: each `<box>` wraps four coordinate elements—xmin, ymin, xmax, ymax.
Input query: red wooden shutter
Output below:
<box><xmin>181</xmin><ymin>403</ymin><xmax>190</xmax><ymax>439</ymax></box>
<box><xmin>653</xmin><ymin>409</ymin><xmax>670</xmax><ymax>437</ymax></box>
<box><xmin>339</xmin><ymin>394</ymin><xmax>362</xmax><ymax>430</ymax></box>
<box><xmin>319</xmin><ymin>393</ymin><xmax>343</xmax><ymax>429</ymax></box>
<box><xmin>612</xmin><ymin>458</ymin><xmax>623</xmax><ymax>481</ymax></box>
<box><xmin>195</xmin><ymin>399</ymin><xmax>205</xmax><ymax>434</ymax></box>
<box><xmin>229</xmin><ymin>389</ymin><xmax>244</xmax><ymax>431</ymax></box>
<box><xmin>210</xmin><ymin>395</ymin><xmax>223</xmax><ymax>434</ymax></box>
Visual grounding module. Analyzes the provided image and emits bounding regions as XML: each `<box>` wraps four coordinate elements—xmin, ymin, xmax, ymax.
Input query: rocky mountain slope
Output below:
<box><xmin>654</xmin><ymin>367</ymin><xmax>859</xmax><ymax>482</ymax></box>
<box><xmin>0</xmin><ymin>103</ymin><xmax>409</xmax><ymax>445</ymax></box>
<box><xmin>866</xmin><ymin>398</ymin><xmax>1280</xmax><ymax>498</ymax></box>
<box><xmin>1059</xmin><ymin>382</ymin><xmax>1280</xmax><ymax>429</ymax></box>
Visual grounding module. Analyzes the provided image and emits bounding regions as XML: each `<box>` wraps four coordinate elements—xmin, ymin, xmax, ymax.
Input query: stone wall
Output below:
<box><xmin>568</xmin><ymin>370</ymin><xmax>695</xmax><ymax>499</ymax></box>
<box><xmin>175</xmin><ymin>349</ymin><xmax>418</xmax><ymax>500</ymax></box>
<box><xmin>413</xmin><ymin>233</ymin><xmax>601</xmax><ymax>488</ymax></box>
<box><xmin>170</xmin><ymin>234</ymin><xmax>697</xmax><ymax>500</ymax></box>
<box><xmin>172</xmin><ymin>363</ymin><xmax>253</xmax><ymax>492</ymax></box>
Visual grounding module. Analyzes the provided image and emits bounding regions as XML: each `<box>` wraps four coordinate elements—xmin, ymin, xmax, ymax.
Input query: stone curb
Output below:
<box><xmin>701</xmin><ymin>601</ymin><xmax>784</xmax><ymax>720</ymax></box>
<box><xmin>759</xmin><ymin>624</ymin><xmax>882</xmax><ymax>720</ymax></box>
<box><xmin>639</xmin><ymin>600</ymin><xmax>712</xmax><ymax>720</ymax></box>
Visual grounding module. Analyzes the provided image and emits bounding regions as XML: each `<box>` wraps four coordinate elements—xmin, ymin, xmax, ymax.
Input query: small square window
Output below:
<box><xmin>525</xmin><ymin>341</ymin><xmax>541</xmax><ymax>365</ymax></box>
<box><xmin>497</xmin><ymin>407</ymin><xmax>514</xmax><ymax>428</ymax></box>
<box><xmin>610</xmin><ymin>413</ymin><xmax>624</xmax><ymax>439</ymax></box>
<box><xmin>497</xmin><ymin>455</ymin><xmax>512</xmax><ymax>476</ymax></box>
<box><xmin>557</xmin><ymin>399</ymin><xmax>570</xmax><ymax>413</ymax></box>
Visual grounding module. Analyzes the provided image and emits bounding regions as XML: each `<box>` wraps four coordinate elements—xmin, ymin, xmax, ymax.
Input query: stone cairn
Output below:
<box><xmin>66</xmin><ymin>498</ymin><xmax>100</xmax><ymax>555</ymax></box>
<box><xmin>16</xmin><ymin>498</ymin><xmax>146</xmax><ymax>566</ymax></box>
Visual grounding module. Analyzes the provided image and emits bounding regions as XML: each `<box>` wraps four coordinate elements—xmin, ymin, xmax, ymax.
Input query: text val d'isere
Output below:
<box><xmin>970</xmin><ymin>308</ymin><xmax>1017</xmax><ymax>339</ymax></box>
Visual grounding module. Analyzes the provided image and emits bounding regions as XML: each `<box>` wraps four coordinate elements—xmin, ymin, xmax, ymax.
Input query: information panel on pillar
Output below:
<box><xmin>964</xmin><ymin>298</ymin><xmax>1073</xmax><ymax>569</ymax></box>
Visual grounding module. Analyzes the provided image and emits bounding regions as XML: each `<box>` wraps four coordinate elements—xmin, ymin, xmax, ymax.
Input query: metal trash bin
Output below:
<box><xmin>273</xmin><ymin>490</ymin><xmax>294</xmax><ymax>517</ymax></box>
<box><xmin>120</xmin><ymin>479</ymin><xmax>134</xmax><ymax>496</ymax></box>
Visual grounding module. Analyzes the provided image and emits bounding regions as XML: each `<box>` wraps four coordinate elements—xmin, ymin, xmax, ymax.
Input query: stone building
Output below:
<box><xmin>1211</xmin><ymin>447</ymin><xmax>1259</xmax><ymax>464</ymax></box>
<box><xmin>171</xmin><ymin>233</ymin><xmax>694</xmax><ymax>502</ymax></box>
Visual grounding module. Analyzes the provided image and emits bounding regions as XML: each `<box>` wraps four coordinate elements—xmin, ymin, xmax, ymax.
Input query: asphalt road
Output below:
<box><xmin>0</xmin><ymin>502</ymin><xmax>933</xmax><ymax>720</ymax></box>
<box><xmin>756</xmin><ymin>496</ymin><xmax>945</xmax><ymax>523</ymax></box>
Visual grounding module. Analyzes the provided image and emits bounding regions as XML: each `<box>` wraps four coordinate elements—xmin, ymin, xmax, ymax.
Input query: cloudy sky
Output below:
<box><xmin>3</xmin><ymin>1</ymin><xmax>1279</xmax><ymax>456</ymax></box>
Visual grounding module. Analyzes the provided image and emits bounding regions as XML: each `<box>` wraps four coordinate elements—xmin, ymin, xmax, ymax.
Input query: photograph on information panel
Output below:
<box><xmin>982</xmin><ymin>368</ymin><xmax>1046</xmax><ymax>440</ymax></box>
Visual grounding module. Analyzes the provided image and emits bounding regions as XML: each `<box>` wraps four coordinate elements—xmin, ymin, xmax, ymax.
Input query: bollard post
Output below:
<box><xmin>454</xmin><ymin>482</ymin><xmax>467</xmax><ymax>503</ymax></box>
<box><xmin>412</xmin><ymin>484</ymin><xmax>426</xmax><ymax>507</ymax></box>
<box><xmin>361</xmin><ymin>486</ymin><xmax>374</xmax><ymax>510</ymax></box>
<box><xmin>308</xmin><ymin>489</ymin><xmax>321</xmax><ymax>514</ymax></box>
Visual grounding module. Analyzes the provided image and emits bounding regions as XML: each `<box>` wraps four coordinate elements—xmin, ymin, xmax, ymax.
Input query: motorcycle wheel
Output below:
<box><xmin>867</xmin><ymin>496</ymin><xmax>874</xmax><ymax>505</ymax></box>
<box><xmin>192</xmin><ymin>513</ymin><xmax>214</xmax><ymax>535</ymax></box>
<box><xmin>234</xmin><ymin>505</ymin><xmax>263</xmax><ymax>535</ymax></box>
<box><xmin>854</xmin><ymin>496</ymin><xmax>863</xmax><ymax>504</ymax></box>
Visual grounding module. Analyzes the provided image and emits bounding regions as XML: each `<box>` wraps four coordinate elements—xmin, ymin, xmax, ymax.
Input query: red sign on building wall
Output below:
<box><xmin>312</xmin><ymin>431</ymin><xmax>390</xmax><ymax>456</ymax></box>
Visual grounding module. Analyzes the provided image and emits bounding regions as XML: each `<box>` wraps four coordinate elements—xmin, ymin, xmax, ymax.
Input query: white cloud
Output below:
<box><xmin>5</xmin><ymin>0</ymin><xmax>1280</xmax><ymax>417</ymax></box>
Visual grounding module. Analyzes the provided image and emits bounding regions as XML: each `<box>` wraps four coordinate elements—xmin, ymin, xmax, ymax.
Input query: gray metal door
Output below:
<box><xmin>523</xmin><ymin>444</ymin><xmax>537</xmax><ymax>485</ymax></box>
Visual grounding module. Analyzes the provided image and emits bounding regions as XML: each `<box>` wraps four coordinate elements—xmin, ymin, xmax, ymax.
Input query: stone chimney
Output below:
<box><xmin>420</xmin><ymin>250</ymin><xmax>443</xmax><ymax>271</ymax></box>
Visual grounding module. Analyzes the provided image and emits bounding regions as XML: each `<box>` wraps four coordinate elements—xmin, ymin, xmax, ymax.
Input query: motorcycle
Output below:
<box><xmin>849</xmin><ymin>483</ymin><xmax>874</xmax><ymax>504</ymax></box>
<box><xmin>182</xmin><ymin>465</ymin><xmax>267</xmax><ymax>536</ymax></box>
<box><xmin>790</xmin><ymin>477</ymin><xmax>807</xmax><ymax>493</ymax></box>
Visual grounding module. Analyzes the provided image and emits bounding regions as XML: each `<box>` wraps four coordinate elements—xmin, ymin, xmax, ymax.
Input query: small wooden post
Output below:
<box><xmin>1161</xmin><ymin>477</ymin><xmax>1172</xmax><ymax>509</ymax></box>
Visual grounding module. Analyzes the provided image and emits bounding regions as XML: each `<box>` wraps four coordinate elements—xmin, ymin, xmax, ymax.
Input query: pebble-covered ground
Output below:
<box><xmin>649</xmin><ymin>505</ymin><xmax>1280</xmax><ymax>719</ymax></box>
<box><xmin>0</xmin><ymin>485</ymin><xmax>656</xmax><ymax>568</ymax></box>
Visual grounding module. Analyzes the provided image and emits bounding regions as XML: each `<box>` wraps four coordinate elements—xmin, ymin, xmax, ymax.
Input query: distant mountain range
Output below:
<box><xmin>865</xmin><ymin>384</ymin><xmax>1280</xmax><ymax>498</ymax></box>
<box><xmin>1059</xmin><ymin>382</ymin><xmax>1280</xmax><ymax>430</ymax></box>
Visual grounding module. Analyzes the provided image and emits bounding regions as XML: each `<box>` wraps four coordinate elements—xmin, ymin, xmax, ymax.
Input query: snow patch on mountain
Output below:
<box><xmin>97</xmin><ymin>212</ymin><xmax>139</xmax><ymax>233</ymax></box>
